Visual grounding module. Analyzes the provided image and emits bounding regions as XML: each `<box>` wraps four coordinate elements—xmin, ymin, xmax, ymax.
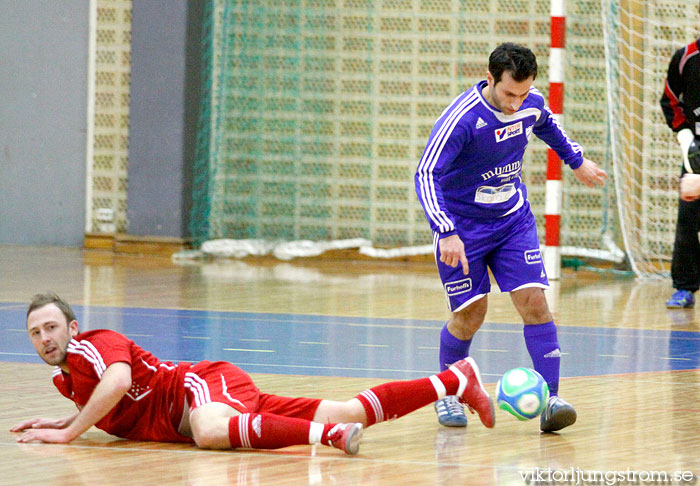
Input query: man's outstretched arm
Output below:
<box><xmin>14</xmin><ymin>362</ymin><xmax>132</xmax><ymax>443</ymax></box>
<box><xmin>11</xmin><ymin>412</ymin><xmax>79</xmax><ymax>433</ymax></box>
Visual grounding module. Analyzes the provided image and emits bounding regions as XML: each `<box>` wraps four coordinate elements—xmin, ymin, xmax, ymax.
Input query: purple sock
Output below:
<box><xmin>439</xmin><ymin>323</ymin><xmax>472</xmax><ymax>372</ymax></box>
<box><xmin>524</xmin><ymin>321</ymin><xmax>560</xmax><ymax>396</ymax></box>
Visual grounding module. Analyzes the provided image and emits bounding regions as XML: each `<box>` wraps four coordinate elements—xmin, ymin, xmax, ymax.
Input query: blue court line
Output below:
<box><xmin>2</xmin><ymin>303</ymin><xmax>698</xmax><ymax>380</ymax></box>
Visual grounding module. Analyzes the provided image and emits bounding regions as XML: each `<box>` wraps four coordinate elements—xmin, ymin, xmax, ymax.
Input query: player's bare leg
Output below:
<box><xmin>186</xmin><ymin>401</ymin><xmax>363</xmax><ymax>454</ymax></box>
<box><xmin>510</xmin><ymin>287</ymin><xmax>551</xmax><ymax>324</ymax></box>
<box><xmin>449</xmin><ymin>295</ymin><xmax>488</xmax><ymax>340</ymax></box>
<box><xmin>313</xmin><ymin>398</ymin><xmax>367</xmax><ymax>425</ymax></box>
<box><xmin>187</xmin><ymin>402</ymin><xmax>240</xmax><ymax>449</ymax></box>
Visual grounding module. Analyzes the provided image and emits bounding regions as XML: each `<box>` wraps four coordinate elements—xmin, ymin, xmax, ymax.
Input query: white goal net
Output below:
<box><xmin>603</xmin><ymin>0</ymin><xmax>699</xmax><ymax>277</ymax></box>
<box><xmin>184</xmin><ymin>0</ymin><xmax>700</xmax><ymax>278</ymax></box>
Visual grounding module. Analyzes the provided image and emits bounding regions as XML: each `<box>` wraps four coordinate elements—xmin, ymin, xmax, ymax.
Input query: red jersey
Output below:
<box><xmin>53</xmin><ymin>330</ymin><xmax>193</xmax><ymax>443</ymax></box>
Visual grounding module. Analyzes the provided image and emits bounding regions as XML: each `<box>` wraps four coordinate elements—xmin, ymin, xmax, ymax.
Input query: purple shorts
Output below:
<box><xmin>434</xmin><ymin>210</ymin><xmax>549</xmax><ymax>312</ymax></box>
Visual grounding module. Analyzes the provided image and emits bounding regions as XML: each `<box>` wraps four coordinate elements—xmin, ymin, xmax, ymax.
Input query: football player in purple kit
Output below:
<box><xmin>415</xmin><ymin>42</ymin><xmax>607</xmax><ymax>432</ymax></box>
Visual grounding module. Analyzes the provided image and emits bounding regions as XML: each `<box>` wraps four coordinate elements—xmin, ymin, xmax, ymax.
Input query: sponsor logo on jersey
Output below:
<box><xmin>476</xmin><ymin>117</ymin><xmax>488</xmax><ymax>129</ymax></box>
<box><xmin>524</xmin><ymin>249</ymin><xmax>542</xmax><ymax>264</ymax></box>
<box><xmin>495</xmin><ymin>121</ymin><xmax>523</xmax><ymax>142</ymax></box>
<box><xmin>475</xmin><ymin>183</ymin><xmax>516</xmax><ymax>204</ymax></box>
<box><xmin>445</xmin><ymin>278</ymin><xmax>472</xmax><ymax>296</ymax></box>
<box><xmin>480</xmin><ymin>160</ymin><xmax>522</xmax><ymax>181</ymax></box>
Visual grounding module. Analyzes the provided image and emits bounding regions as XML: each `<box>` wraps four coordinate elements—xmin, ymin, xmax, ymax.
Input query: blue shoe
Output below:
<box><xmin>540</xmin><ymin>396</ymin><xmax>577</xmax><ymax>433</ymax></box>
<box><xmin>435</xmin><ymin>395</ymin><xmax>468</xmax><ymax>427</ymax></box>
<box><xmin>666</xmin><ymin>290</ymin><xmax>695</xmax><ymax>308</ymax></box>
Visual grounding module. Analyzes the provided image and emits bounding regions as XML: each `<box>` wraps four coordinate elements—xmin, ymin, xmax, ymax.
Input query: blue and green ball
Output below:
<box><xmin>495</xmin><ymin>368</ymin><xmax>549</xmax><ymax>420</ymax></box>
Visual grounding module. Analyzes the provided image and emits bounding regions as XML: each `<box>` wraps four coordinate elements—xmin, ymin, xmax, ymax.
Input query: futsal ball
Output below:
<box><xmin>495</xmin><ymin>368</ymin><xmax>549</xmax><ymax>420</ymax></box>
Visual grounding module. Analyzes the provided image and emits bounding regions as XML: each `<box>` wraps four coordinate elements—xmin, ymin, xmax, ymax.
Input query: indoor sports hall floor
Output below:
<box><xmin>1</xmin><ymin>246</ymin><xmax>699</xmax><ymax>485</ymax></box>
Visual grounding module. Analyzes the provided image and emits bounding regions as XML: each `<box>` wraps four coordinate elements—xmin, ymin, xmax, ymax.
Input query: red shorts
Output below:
<box><xmin>184</xmin><ymin>361</ymin><xmax>321</xmax><ymax>420</ymax></box>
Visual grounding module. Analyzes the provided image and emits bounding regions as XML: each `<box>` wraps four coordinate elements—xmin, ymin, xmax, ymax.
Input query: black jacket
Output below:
<box><xmin>661</xmin><ymin>39</ymin><xmax>700</xmax><ymax>133</ymax></box>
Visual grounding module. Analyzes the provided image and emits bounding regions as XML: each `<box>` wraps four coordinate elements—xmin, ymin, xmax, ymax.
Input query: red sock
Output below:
<box><xmin>436</xmin><ymin>367</ymin><xmax>460</xmax><ymax>395</ymax></box>
<box><xmin>355</xmin><ymin>372</ymin><xmax>446</xmax><ymax>427</ymax></box>
<box><xmin>228</xmin><ymin>413</ymin><xmax>336</xmax><ymax>449</ymax></box>
<box><xmin>355</xmin><ymin>370</ymin><xmax>461</xmax><ymax>426</ymax></box>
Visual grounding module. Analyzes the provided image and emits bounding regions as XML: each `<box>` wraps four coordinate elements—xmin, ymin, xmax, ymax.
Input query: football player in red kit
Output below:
<box><xmin>11</xmin><ymin>293</ymin><xmax>494</xmax><ymax>455</ymax></box>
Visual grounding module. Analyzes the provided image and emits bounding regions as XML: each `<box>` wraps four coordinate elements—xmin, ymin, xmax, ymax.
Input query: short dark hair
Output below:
<box><xmin>489</xmin><ymin>42</ymin><xmax>538</xmax><ymax>84</ymax></box>
<box><xmin>27</xmin><ymin>292</ymin><xmax>76</xmax><ymax>324</ymax></box>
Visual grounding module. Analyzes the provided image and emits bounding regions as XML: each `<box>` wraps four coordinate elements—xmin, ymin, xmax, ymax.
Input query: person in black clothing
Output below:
<box><xmin>660</xmin><ymin>2</ymin><xmax>700</xmax><ymax>308</ymax></box>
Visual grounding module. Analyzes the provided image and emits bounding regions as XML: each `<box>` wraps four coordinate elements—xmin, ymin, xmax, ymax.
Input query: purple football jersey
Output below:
<box><xmin>415</xmin><ymin>80</ymin><xmax>583</xmax><ymax>236</ymax></box>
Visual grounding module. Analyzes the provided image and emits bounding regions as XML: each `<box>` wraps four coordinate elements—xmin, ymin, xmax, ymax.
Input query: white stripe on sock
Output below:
<box><xmin>449</xmin><ymin>365</ymin><xmax>468</xmax><ymax>397</ymax></box>
<box><xmin>308</xmin><ymin>422</ymin><xmax>324</xmax><ymax>444</ymax></box>
<box><xmin>361</xmin><ymin>390</ymin><xmax>384</xmax><ymax>422</ymax></box>
<box><xmin>429</xmin><ymin>375</ymin><xmax>447</xmax><ymax>399</ymax></box>
<box><xmin>238</xmin><ymin>414</ymin><xmax>251</xmax><ymax>448</ymax></box>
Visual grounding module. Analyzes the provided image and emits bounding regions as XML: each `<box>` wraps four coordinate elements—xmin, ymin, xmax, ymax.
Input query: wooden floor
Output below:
<box><xmin>1</xmin><ymin>245</ymin><xmax>699</xmax><ymax>485</ymax></box>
